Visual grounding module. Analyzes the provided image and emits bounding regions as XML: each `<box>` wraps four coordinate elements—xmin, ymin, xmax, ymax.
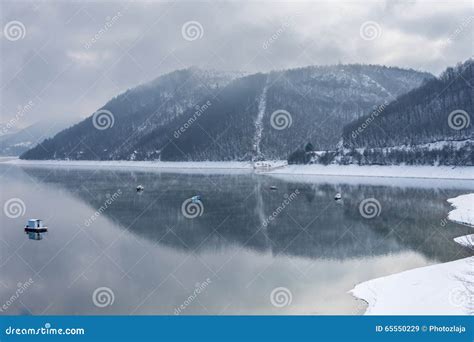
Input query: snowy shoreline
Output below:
<box><xmin>2</xmin><ymin>159</ymin><xmax>473</xmax><ymax>180</ymax></box>
<box><xmin>1</xmin><ymin>159</ymin><xmax>254</xmax><ymax>172</ymax></box>
<box><xmin>264</xmin><ymin>164</ymin><xmax>474</xmax><ymax>180</ymax></box>
<box><xmin>350</xmin><ymin>193</ymin><xmax>474</xmax><ymax>315</ymax></box>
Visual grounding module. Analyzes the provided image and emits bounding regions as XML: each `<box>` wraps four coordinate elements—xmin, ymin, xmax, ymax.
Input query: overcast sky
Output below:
<box><xmin>1</xmin><ymin>0</ymin><xmax>473</xmax><ymax>129</ymax></box>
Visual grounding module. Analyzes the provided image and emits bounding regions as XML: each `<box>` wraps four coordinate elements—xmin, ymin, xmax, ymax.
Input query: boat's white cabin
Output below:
<box><xmin>27</xmin><ymin>219</ymin><xmax>44</xmax><ymax>228</ymax></box>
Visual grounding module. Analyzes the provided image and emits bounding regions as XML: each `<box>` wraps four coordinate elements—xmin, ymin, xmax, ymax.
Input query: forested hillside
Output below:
<box><xmin>287</xmin><ymin>60</ymin><xmax>473</xmax><ymax>166</ymax></box>
<box><xmin>21</xmin><ymin>64</ymin><xmax>430</xmax><ymax>161</ymax></box>
<box><xmin>343</xmin><ymin>59</ymin><xmax>473</xmax><ymax>148</ymax></box>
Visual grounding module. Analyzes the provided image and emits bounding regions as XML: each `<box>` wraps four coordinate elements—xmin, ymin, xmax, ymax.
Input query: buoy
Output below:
<box><xmin>136</xmin><ymin>185</ymin><xmax>144</xmax><ymax>192</ymax></box>
<box><xmin>334</xmin><ymin>193</ymin><xmax>342</xmax><ymax>200</ymax></box>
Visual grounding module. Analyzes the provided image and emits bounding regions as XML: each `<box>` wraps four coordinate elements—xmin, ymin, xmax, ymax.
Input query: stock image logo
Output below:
<box><xmin>359</xmin><ymin>21</ymin><xmax>382</xmax><ymax>41</ymax></box>
<box><xmin>3</xmin><ymin>198</ymin><xmax>26</xmax><ymax>219</ymax></box>
<box><xmin>270</xmin><ymin>287</ymin><xmax>292</xmax><ymax>308</ymax></box>
<box><xmin>83</xmin><ymin>189</ymin><xmax>122</xmax><ymax>227</ymax></box>
<box><xmin>92</xmin><ymin>287</ymin><xmax>115</xmax><ymax>308</ymax></box>
<box><xmin>174</xmin><ymin>100</ymin><xmax>212</xmax><ymax>139</ymax></box>
<box><xmin>181</xmin><ymin>21</ymin><xmax>204</xmax><ymax>41</ymax></box>
<box><xmin>84</xmin><ymin>11</ymin><xmax>124</xmax><ymax>49</ymax></box>
<box><xmin>181</xmin><ymin>196</ymin><xmax>204</xmax><ymax>219</ymax></box>
<box><xmin>0</xmin><ymin>278</ymin><xmax>34</xmax><ymax>313</ymax></box>
<box><xmin>3</xmin><ymin>20</ymin><xmax>26</xmax><ymax>41</ymax></box>
<box><xmin>448</xmin><ymin>109</ymin><xmax>470</xmax><ymax>130</ymax></box>
<box><xmin>358</xmin><ymin>198</ymin><xmax>381</xmax><ymax>219</ymax></box>
<box><xmin>92</xmin><ymin>109</ymin><xmax>115</xmax><ymax>130</ymax></box>
<box><xmin>270</xmin><ymin>110</ymin><xmax>293</xmax><ymax>130</ymax></box>
<box><xmin>174</xmin><ymin>278</ymin><xmax>212</xmax><ymax>315</ymax></box>
<box><xmin>448</xmin><ymin>286</ymin><xmax>469</xmax><ymax>308</ymax></box>
<box><xmin>262</xmin><ymin>13</ymin><xmax>301</xmax><ymax>50</ymax></box>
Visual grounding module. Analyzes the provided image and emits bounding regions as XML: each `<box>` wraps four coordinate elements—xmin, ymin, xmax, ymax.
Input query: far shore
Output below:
<box><xmin>2</xmin><ymin>158</ymin><xmax>473</xmax><ymax>180</ymax></box>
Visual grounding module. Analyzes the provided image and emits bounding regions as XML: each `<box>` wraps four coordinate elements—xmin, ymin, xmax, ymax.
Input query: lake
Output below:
<box><xmin>0</xmin><ymin>163</ymin><xmax>472</xmax><ymax>315</ymax></box>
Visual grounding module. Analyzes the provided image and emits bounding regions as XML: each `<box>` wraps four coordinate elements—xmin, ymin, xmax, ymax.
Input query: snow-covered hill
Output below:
<box><xmin>21</xmin><ymin>64</ymin><xmax>430</xmax><ymax>161</ymax></box>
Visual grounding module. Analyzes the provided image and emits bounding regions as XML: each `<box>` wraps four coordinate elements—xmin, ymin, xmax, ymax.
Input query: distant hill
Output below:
<box><xmin>21</xmin><ymin>64</ymin><xmax>431</xmax><ymax>161</ymax></box>
<box><xmin>0</xmin><ymin>119</ymin><xmax>75</xmax><ymax>156</ymax></box>
<box><xmin>21</xmin><ymin>68</ymin><xmax>242</xmax><ymax>160</ymax></box>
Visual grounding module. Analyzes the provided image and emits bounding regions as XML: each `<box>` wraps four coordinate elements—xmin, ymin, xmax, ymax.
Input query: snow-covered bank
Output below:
<box><xmin>1</xmin><ymin>159</ymin><xmax>254</xmax><ymax>173</ymax></box>
<box><xmin>454</xmin><ymin>235</ymin><xmax>474</xmax><ymax>249</ymax></box>
<box><xmin>350</xmin><ymin>257</ymin><xmax>473</xmax><ymax>315</ymax></box>
<box><xmin>265</xmin><ymin>164</ymin><xmax>474</xmax><ymax>180</ymax></box>
<box><xmin>450</xmin><ymin>194</ymin><xmax>474</xmax><ymax>250</ymax></box>
<box><xmin>448</xmin><ymin>194</ymin><xmax>474</xmax><ymax>227</ymax></box>
<box><xmin>350</xmin><ymin>193</ymin><xmax>474</xmax><ymax>315</ymax></box>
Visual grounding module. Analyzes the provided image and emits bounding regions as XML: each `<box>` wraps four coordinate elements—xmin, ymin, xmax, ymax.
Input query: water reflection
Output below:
<box><xmin>18</xmin><ymin>166</ymin><xmax>471</xmax><ymax>262</ymax></box>
<box><xmin>0</xmin><ymin>164</ymin><xmax>472</xmax><ymax>315</ymax></box>
<box><xmin>26</xmin><ymin>231</ymin><xmax>47</xmax><ymax>241</ymax></box>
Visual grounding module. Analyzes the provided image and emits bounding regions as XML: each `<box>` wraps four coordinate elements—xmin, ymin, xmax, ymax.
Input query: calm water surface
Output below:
<box><xmin>0</xmin><ymin>163</ymin><xmax>472</xmax><ymax>315</ymax></box>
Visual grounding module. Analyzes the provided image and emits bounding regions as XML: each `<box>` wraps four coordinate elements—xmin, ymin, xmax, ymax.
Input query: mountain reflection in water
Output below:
<box><xmin>0</xmin><ymin>165</ymin><xmax>472</xmax><ymax>315</ymax></box>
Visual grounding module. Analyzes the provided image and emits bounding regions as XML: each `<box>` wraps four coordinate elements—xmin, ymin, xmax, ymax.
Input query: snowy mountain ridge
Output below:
<box><xmin>21</xmin><ymin>64</ymin><xmax>432</xmax><ymax>161</ymax></box>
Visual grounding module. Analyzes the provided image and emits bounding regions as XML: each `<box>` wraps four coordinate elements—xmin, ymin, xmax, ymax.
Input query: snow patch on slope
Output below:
<box><xmin>361</xmin><ymin>73</ymin><xmax>393</xmax><ymax>99</ymax></box>
<box><xmin>253</xmin><ymin>77</ymin><xmax>269</xmax><ymax>160</ymax></box>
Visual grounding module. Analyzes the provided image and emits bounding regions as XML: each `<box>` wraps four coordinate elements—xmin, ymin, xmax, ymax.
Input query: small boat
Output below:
<box><xmin>270</xmin><ymin>186</ymin><xmax>278</xmax><ymax>190</ymax></box>
<box><xmin>191</xmin><ymin>195</ymin><xmax>201</xmax><ymax>203</ymax></box>
<box><xmin>24</xmin><ymin>219</ymin><xmax>48</xmax><ymax>233</ymax></box>
<box><xmin>136</xmin><ymin>185</ymin><xmax>144</xmax><ymax>192</ymax></box>
<box><xmin>334</xmin><ymin>193</ymin><xmax>342</xmax><ymax>200</ymax></box>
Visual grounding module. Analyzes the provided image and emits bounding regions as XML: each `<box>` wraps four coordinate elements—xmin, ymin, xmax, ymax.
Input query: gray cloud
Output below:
<box><xmin>1</xmin><ymin>0</ymin><xmax>472</xmax><ymax>129</ymax></box>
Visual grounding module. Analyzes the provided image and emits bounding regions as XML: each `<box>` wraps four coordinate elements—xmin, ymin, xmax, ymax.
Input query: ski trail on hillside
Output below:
<box><xmin>361</xmin><ymin>73</ymin><xmax>393</xmax><ymax>99</ymax></box>
<box><xmin>253</xmin><ymin>77</ymin><xmax>269</xmax><ymax>160</ymax></box>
